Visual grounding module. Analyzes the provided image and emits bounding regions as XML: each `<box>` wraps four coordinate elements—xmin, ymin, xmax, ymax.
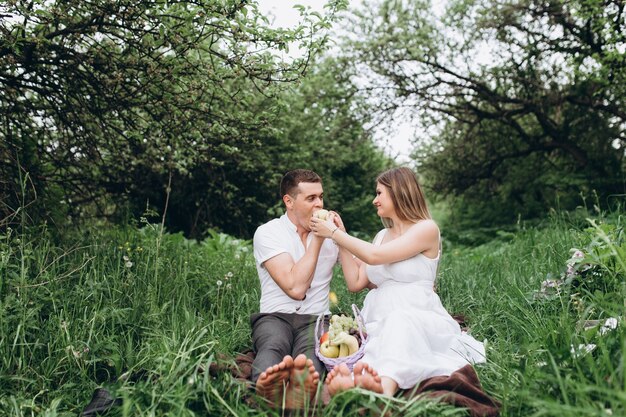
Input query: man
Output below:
<box><xmin>251</xmin><ymin>169</ymin><xmax>350</xmax><ymax>408</ymax></box>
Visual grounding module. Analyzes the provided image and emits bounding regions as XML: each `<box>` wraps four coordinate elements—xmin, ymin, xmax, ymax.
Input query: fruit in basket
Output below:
<box><xmin>319</xmin><ymin>332</ymin><xmax>330</xmax><ymax>345</ymax></box>
<box><xmin>329</xmin><ymin>314</ymin><xmax>363</xmax><ymax>344</ymax></box>
<box><xmin>333</xmin><ymin>332</ymin><xmax>359</xmax><ymax>356</ymax></box>
<box><xmin>314</xmin><ymin>209</ymin><xmax>329</xmax><ymax>220</ymax></box>
<box><xmin>338</xmin><ymin>343</ymin><xmax>350</xmax><ymax>357</ymax></box>
<box><xmin>349</xmin><ymin>328</ymin><xmax>367</xmax><ymax>345</ymax></box>
<box><xmin>320</xmin><ymin>340</ymin><xmax>339</xmax><ymax>358</ymax></box>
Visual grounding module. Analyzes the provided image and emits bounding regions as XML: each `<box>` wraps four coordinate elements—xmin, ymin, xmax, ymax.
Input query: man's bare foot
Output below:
<box><xmin>255</xmin><ymin>355</ymin><xmax>294</xmax><ymax>404</ymax></box>
<box><xmin>326</xmin><ymin>363</ymin><xmax>355</xmax><ymax>396</ymax></box>
<box><xmin>353</xmin><ymin>362</ymin><xmax>383</xmax><ymax>394</ymax></box>
<box><xmin>284</xmin><ymin>354</ymin><xmax>320</xmax><ymax>409</ymax></box>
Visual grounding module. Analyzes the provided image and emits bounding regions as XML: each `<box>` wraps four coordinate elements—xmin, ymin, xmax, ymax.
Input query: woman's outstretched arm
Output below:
<box><xmin>312</xmin><ymin>217</ymin><xmax>439</xmax><ymax>265</ymax></box>
<box><xmin>330</xmin><ymin>212</ymin><xmax>372</xmax><ymax>292</ymax></box>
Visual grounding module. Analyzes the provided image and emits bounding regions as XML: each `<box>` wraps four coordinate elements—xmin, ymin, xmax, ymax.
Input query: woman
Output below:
<box><xmin>310</xmin><ymin>167</ymin><xmax>485</xmax><ymax>396</ymax></box>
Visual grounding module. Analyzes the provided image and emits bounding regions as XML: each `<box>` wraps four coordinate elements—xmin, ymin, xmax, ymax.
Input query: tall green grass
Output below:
<box><xmin>438</xmin><ymin>211</ymin><xmax>625</xmax><ymax>417</ymax></box>
<box><xmin>0</xmin><ymin>209</ymin><xmax>623</xmax><ymax>416</ymax></box>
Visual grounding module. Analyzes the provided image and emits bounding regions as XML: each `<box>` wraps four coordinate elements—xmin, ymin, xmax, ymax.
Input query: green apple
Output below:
<box><xmin>314</xmin><ymin>209</ymin><xmax>329</xmax><ymax>220</ymax></box>
<box><xmin>320</xmin><ymin>340</ymin><xmax>339</xmax><ymax>358</ymax></box>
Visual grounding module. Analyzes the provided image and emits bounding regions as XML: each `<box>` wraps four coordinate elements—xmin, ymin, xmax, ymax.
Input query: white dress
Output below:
<box><xmin>360</xmin><ymin>229</ymin><xmax>486</xmax><ymax>389</ymax></box>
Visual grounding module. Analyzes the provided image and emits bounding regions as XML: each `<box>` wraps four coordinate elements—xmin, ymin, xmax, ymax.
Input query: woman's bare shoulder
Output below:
<box><xmin>407</xmin><ymin>219</ymin><xmax>439</xmax><ymax>239</ymax></box>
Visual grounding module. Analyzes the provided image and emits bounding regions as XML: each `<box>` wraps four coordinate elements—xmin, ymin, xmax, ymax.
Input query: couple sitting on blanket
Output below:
<box><xmin>251</xmin><ymin>168</ymin><xmax>486</xmax><ymax>409</ymax></box>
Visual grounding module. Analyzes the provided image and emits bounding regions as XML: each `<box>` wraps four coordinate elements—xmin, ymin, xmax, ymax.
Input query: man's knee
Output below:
<box><xmin>251</xmin><ymin>314</ymin><xmax>293</xmax><ymax>357</ymax></box>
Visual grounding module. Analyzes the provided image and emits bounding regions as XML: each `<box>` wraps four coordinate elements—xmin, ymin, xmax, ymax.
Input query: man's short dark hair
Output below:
<box><xmin>280</xmin><ymin>169</ymin><xmax>322</xmax><ymax>198</ymax></box>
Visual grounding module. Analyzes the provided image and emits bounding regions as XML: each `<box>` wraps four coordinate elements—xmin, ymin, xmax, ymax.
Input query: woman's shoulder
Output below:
<box><xmin>372</xmin><ymin>228</ymin><xmax>387</xmax><ymax>244</ymax></box>
<box><xmin>408</xmin><ymin>219</ymin><xmax>439</xmax><ymax>238</ymax></box>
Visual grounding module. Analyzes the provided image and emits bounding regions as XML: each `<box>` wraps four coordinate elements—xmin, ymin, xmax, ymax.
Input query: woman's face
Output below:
<box><xmin>373</xmin><ymin>182</ymin><xmax>394</xmax><ymax>218</ymax></box>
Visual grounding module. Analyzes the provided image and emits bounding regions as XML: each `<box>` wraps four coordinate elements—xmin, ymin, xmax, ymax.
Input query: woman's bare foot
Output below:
<box><xmin>255</xmin><ymin>355</ymin><xmax>294</xmax><ymax>404</ymax></box>
<box><xmin>353</xmin><ymin>362</ymin><xmax>383</xmax><ymax>394</ymax></box>
<box><xmin>326</xmin><ymin>363</ymin><xmax>355</xmax><ymax>396</ymax></box>
<box><xmin>284</xmin><ymin>354</ymin><xmax>320</xmax><ymax>409</ymax></box>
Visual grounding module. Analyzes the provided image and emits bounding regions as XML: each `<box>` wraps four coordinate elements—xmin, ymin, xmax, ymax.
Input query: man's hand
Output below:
<box><xmin>263</xmin><ymin>237</ymin><xmax>324</xmax><ymax>300</ymax></box>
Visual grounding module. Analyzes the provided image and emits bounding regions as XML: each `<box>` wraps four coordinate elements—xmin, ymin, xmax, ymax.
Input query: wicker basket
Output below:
<box><xmin>315</xmin><ymin>304</ymin><xmax>368</xmax><ymax>372</ymax></box>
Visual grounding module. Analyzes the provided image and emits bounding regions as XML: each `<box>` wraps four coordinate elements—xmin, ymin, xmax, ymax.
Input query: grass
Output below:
<box><xmin>0</xmin><ymin>209</ymin><xmax>624</xmax><ymax>416</ymax></box>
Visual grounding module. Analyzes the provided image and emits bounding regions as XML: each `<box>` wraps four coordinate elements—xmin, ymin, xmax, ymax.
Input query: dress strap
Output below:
<box><xmin>435</xmin><ymin>228</ymin><xmax>442</xmax><ymax>288</ymax></box>
<box><xmin>373</xmin><ymin>229</ymin><xmax>387</xmax><ymax>246</ymax></box>
<box><xmin>438</xmin><ymin>229</ymin><xmax>442</xmax><ymax>256</ymax></box>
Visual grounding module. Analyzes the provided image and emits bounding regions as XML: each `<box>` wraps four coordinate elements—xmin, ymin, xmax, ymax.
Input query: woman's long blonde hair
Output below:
<box><xmin>377</xmin><ymin>167</ymin><xmax>431</xmax><ymax>228</ymax></box>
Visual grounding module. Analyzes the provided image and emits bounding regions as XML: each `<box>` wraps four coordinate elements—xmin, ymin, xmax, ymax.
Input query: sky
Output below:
<box><xmin>256</xmin><ymin>0</ymin><xmax>415</xmax><ymax>163</ymax></box>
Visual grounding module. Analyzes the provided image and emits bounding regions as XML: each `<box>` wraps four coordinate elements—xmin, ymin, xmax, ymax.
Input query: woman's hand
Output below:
<box><xmin>310</xmin><ymin>214</ymin><xmax>338</xmax><ymax>238</ymax></box>
<box><xmin>329</xmin><ymin>211</ymin><xmax>346</xmax><ymax>232</ymax></box>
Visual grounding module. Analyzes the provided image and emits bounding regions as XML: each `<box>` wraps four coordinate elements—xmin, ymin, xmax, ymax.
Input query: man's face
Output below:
<box><xmin>285</xmin><ymin>182</ymin><xmax>324</xmax><ymax>230</ymax></box>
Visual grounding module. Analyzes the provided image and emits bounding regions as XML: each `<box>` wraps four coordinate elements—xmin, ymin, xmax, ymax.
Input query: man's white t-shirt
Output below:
<box><xmin>253</xmin><ymin>214</ymin><xmax>339</xmax><ymax>315</ymax></box>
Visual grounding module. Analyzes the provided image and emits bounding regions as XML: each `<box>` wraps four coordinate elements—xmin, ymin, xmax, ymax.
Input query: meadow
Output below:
<box><xmin>0</xmin><ymin>208</ymin><xmax>624</xmax><ymax>416</ymax></box>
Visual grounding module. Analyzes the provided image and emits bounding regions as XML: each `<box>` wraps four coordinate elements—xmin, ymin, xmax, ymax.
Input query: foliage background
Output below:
<box><xmin>1</xmin><ymin>1</ymin><xmax>625</xmax><ymax>415</ymax></box>
<box><xmin>2</xmin><ymin>0</ymin><xmax>624</xmax><ymax>240</ymax></box>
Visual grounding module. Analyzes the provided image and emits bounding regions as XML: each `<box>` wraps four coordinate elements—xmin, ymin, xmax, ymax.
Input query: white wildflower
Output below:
<box><xmin>540</xmin><ymin>279</ymin><xmax>562</xmax><ymax>293</ymax></box>
<box><xmin>216</xmin><ymin>280</ymin><xmax>223</xmax><ymax>287</ymax></box>
<box><xmin>566</xmin><ymin>249</ymin><xmax>584</xmax><ymax>267</ymax></box>
<box><xmin>570</xmin><ymin>343</ymin><xmax>596</xmax><ymax>358</ymax></box>
<box><xmin>599</xmin><ymin>317</ymin><xmax>618</xmax><ymax>335</ymax></box>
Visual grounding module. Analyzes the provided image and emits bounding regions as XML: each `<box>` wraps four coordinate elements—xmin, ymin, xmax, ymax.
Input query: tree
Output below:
<box><xmin>345</xmin><ymin>0</ymin><xmax>625</xmax><ymax>228</ymax></box>
<box><xmin>269</xmin><ymin>56</ymin><xmax>394</xmax><ymax>237</ymax></box>
<box><xmin>0</xmin><ymin>0</ymin><xmax>348</xmax><ymax>229</ymax></box>
<box><xmin>144</xmin><ymin>56</ymin><xmax>393</xmax><ymax>239</ymax></box>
